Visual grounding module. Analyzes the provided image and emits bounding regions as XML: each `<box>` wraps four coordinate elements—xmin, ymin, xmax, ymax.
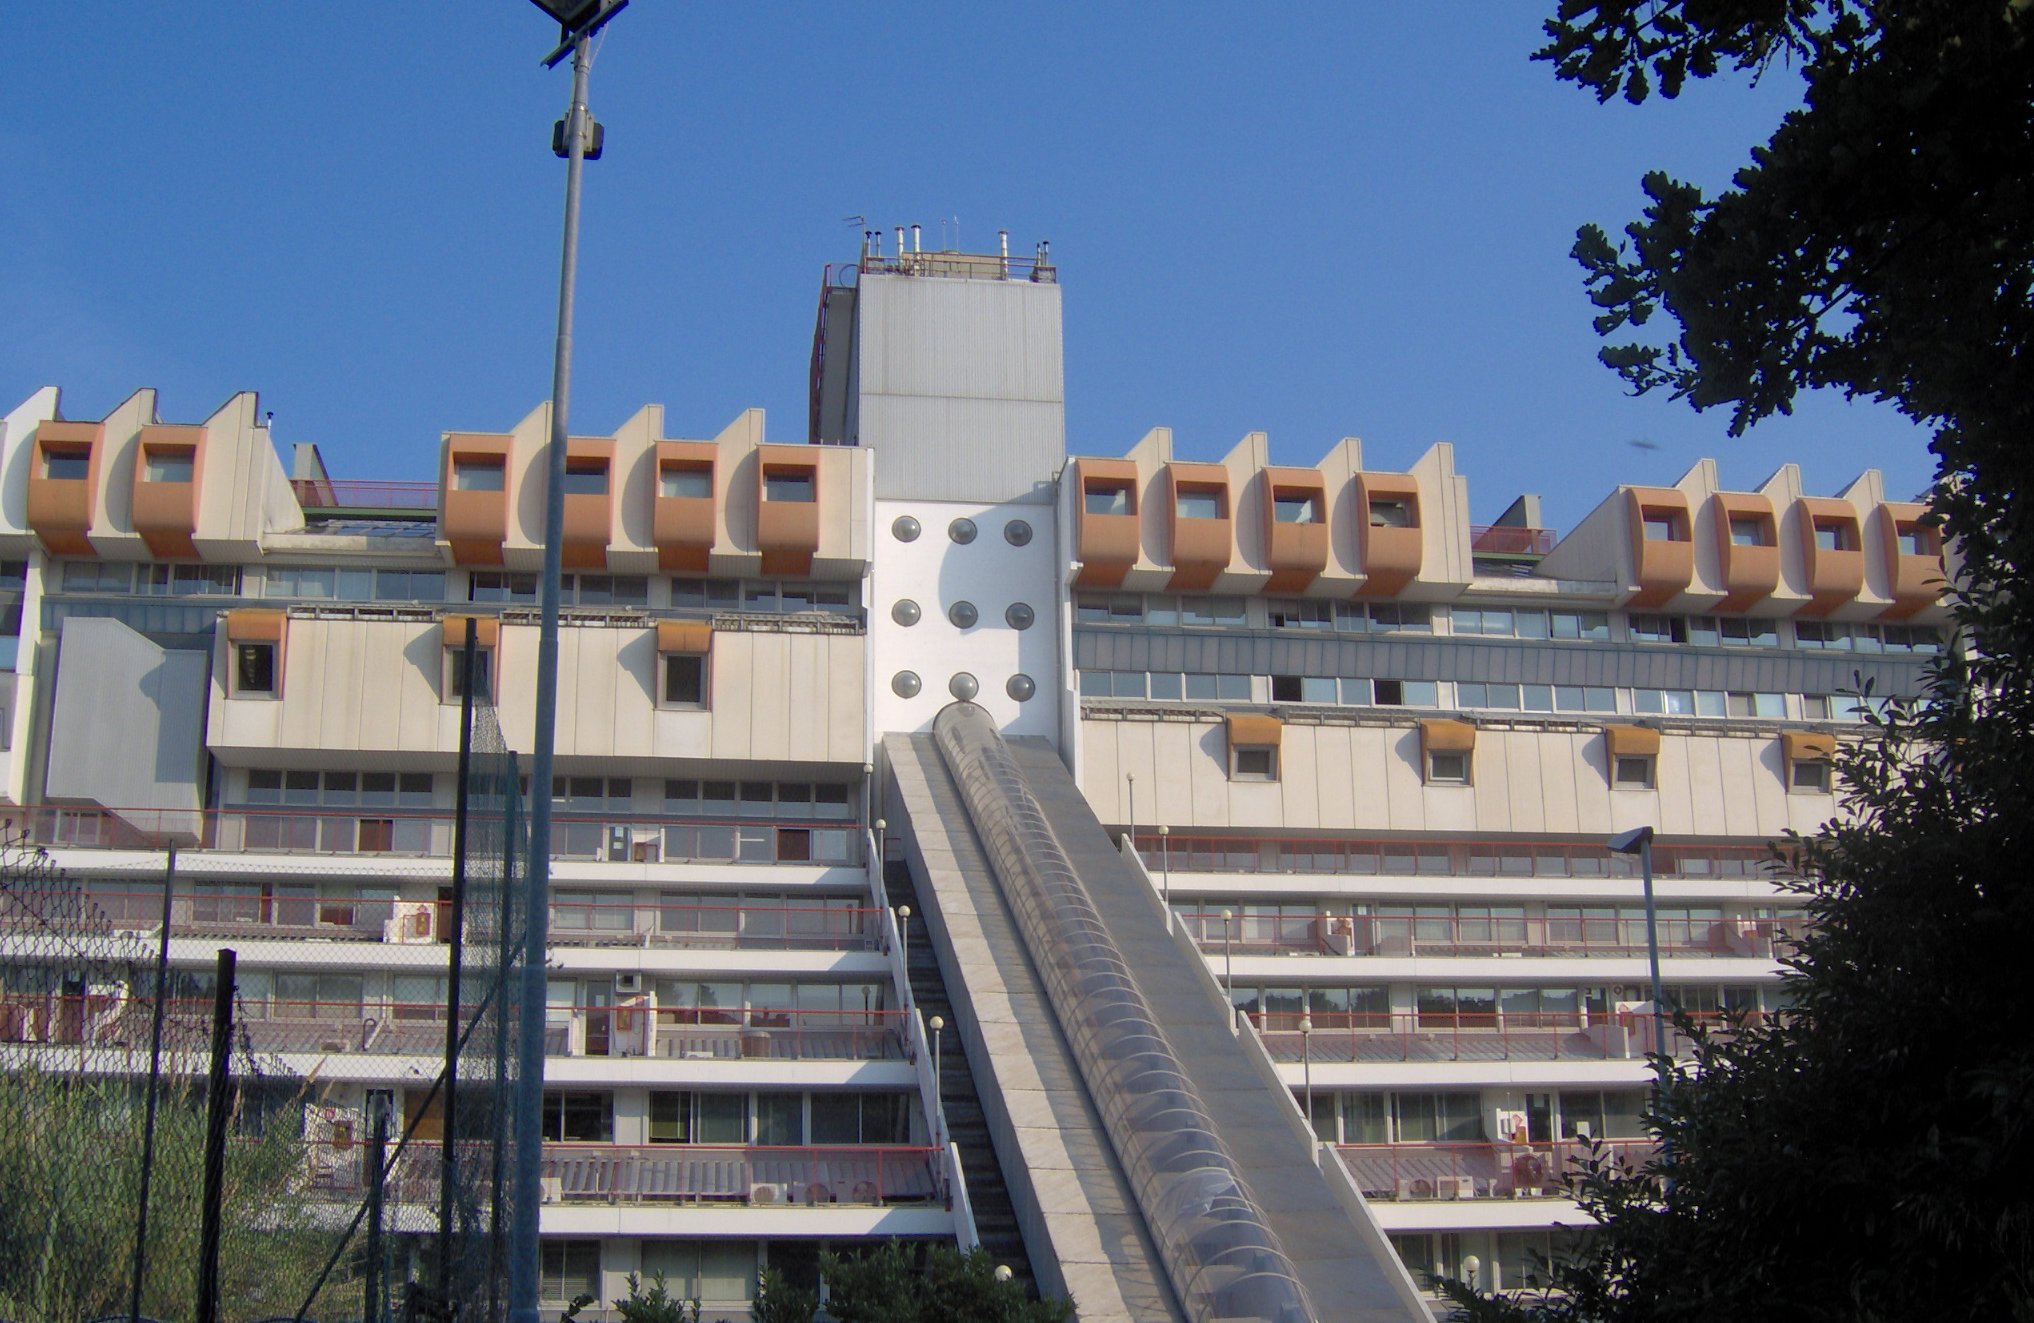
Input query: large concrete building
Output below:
<box><xmin>0</xmin><ymin>237</ymin><xmax>1946</xmax><ymax>1320</ymax></box>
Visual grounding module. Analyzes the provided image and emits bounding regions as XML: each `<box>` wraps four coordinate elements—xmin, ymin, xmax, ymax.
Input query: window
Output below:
<box><xmin>373</xmin><ymin>570</ymin><xmax>447</xmax><ymax>602</ymax></box>
<box><xmin>1175</xmin><ymin>488</ymin><xmax>1223</xmax><ymax>519</ymax></box>
<box><xmin>1813</xmin><ymin>519</ymin><xmax>1854</xmax><ymax>552</ymax></box>
<box><xmin>660</xmin><ymin>466</ymin><xmax>712</xmax><ymax>499</ymax></box>
<box><xmin>1790</xmin><ymin>758</ymin><xmax>1832</xmax><ymax>793</ymax></box>
<box><xmin>143</xmin><ymin>563</ymin><xmax>240</xmax><ymax>596</ymax></box>
<box><xmin>42</xmin><ymin>448</ymin><xmax>90</xmax><ymax>481</ymax></box>
<box><xmin>1882</xmin><ymin>624</ymin><xmax>1941</xmax><ymax>654</ymax></box>
<box><xmin>1426</xmin><ymin>750</ymin><xmax>1470</xmax><ymax>785</ymax></box>
<box><xmin>1272</xmin><ymin>492</ymin><xmax>1320</xmax><ymax>523</ymax></box>
<box><xmin>561</xmin><ymin>460</ymin><xmax>608</xmax><ymax>496</ymax></box>
<box><xmin>663</xmin><ymin>653</ymin><xmax>706</xmax><ymax>706</ymax></box>
<box><xmin>1078</xmin><ymin>670</ymin><xmax>1148</xmax><ymax>699</ymax></box>
<box><xmin>468</xmin><ymin>572</ymin><xmax>538</xmax><ymax>604</ymax></box>
<box><xmin>63</xmin><ymin>561</ymin><xmax>134</xmax><ymax>594</ymax></box>
<box><xmin>1180</xmin><ymin>596</ymin><xmax>1245</xmax><ymax>626</ymax></box>
<box><xmin>1550</xmin><ymin>610</ymin><xmax>1612</xmax><ymax>641</ymax></box>
<box><xmin>1369</xmin><ymin>498</ymin><xmax>1413</xmax><ymax>529</ymax></box>
<box><xmin>1794</xmin><ymin>620</ymin><xmax>1849</xmax><ymax>650</ymax></box>
<box><xmin>444</xmin><ymin>646</ymin><xmax>492</xmax><ymax>701</ymax></box>
<box><xmin>1367</xmin><ymin>602</ymin><xmax>1432</xmax><ymax>632</ymax></box>
<box><xmin>1628</xmin><ymin>614</ymin><xmax>1687</xmax><ymax>644</ymax></box>
<box><xmin>142</xmin><ymin>451</ymin><xmax>194</xmax><ymax>483</ymax></box>
<box><xmin>1270</xmin><ymin>675</ymin><xmax>1336</xmax><ymax>704</ymax></box>
<box><xmin>1075</xmin><ymin>593</ymin><xmax>1142</xmax><ymax>624</ymax></box>
<box><xmin>1371</xmin><ymin>679</ymin><xmax>1440</xmax><ymax>707</ymax></box>
<box><xmin>1634</xmin><ymin>689</ymin><xmax>1697</xmax><ymax>716</ymax></box>
<box><xmin>1456</xmin><ymin>683</ymin><xmax>1522</xmax><ymax>711</ymax></box>
<box><xmin>1726</xmin><ymin>691</ymin><xmax>1787</xmax><ymax>718</ymax></box>
<box><xmin>541</xmin><ymin>1092</ymin><xmax>613</xmax><ymax>1142</ymax></box>
<box><xmin>1180</xmin><ymin>673</ymin><xmax>1252</xmax><ymax>701</ymax></box>
<box><xmin>762</xmin><ymin>469</ymin><xmax>815</xmax><ymax>503</ymax></box>
<box><xmin>1554</xmin><ymin>685</ymin><xmax>1619</xmax><ymax>713</ymax></box>
<box><xmin>538</xmin><ymin>1242</ymin><xmax>600</xmax><ymax>1304</ymax></box>
<box><xmin>1613</xmin><ymin>755</ymin><xmax>1656</xmax><ymax>789</ymax></box>
<box><xmin>1641</xmin><ymin>511</ymin><xmax>1684</xmax><ymax>541</ymax></box>
<box><xmin>235</xmin><ymin>643</ymin><xmax>276</xmax><ymax>696</ymax></box>
<box><xmin>1084</xmin><ymin>483</ymin><xmax>1131</xmax><ymax>516</ymax></box>
<box><xmin>1728</xmin><ymin>515</ymin><xmax>1771</xmax><ymax>546</ymax></box>
<box><xmin>1232</xmin><ymin>746</ymin><xmax>1278</xmax><ymax>781</ymax></box>
<box><xmin>451</xmin><ymin>458</ymin><xmax>505</xmax><ymax>492</ymax></box>
<box><xmin>1268</xmin><ymin>599</ymin><xmax>1333</xmax><ymax>630</ymax></box>
<box><xmin>1895</xmin><ymin>522</ymin><xmax>1934</xmax><ymax>557</ymax></box>
<box><xmin>670</xmin><ymin>578</ymin><xmax>740</xmax><ymax>611</ymax></box>
<box><xmin>1719</xmin><ymin>616</ymin><xmax>1781</xmax><ymax>648</ymax></box>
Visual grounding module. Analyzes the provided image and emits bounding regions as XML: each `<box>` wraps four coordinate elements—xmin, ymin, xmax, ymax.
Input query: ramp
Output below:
<box><xmin>886</xmin><ymin>704</ymin><xmax>1430</xmax><ymax>1323</ymax></box>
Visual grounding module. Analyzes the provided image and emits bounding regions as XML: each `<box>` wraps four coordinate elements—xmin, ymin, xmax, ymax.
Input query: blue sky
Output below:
<box><xmin>0</xmin><ymin>5</ymin><xmax>1935</xmax><ymax>534</ymax></box>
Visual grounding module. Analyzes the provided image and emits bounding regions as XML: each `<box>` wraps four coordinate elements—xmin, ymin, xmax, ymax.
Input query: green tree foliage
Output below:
<box><xmin>1439</xmin><ymin>2</ymin><xmax>2034</xmax><ymax>1319</ymax></box>
<box><xmin>816</xmin><ymin>1241</ymin><xmax>1072</xmax><ymax>1323</ymax></box>
<box><xmin>0</xmin><ymin>1067</ymin><xmax>341</xmax><ymax>1323</ymax></box>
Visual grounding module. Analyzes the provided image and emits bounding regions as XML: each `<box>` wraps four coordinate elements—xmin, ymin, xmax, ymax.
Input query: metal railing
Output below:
<box><xmin>1249</xmin><ymin>1010</ymin><xmax>1719</xmax><ymax>1064</ymax></box>
<box><xmin>1469</xmin><ymin>525</ymin><xmax>1557</xmax><ymax>556</ymax></box>
<box><xmin>544</xmin><ymin>1004</ymin><xmax>906</xmax><ymax>1062</ymax></box>
<box><xmin>1334</xmin><ymin>1138</ymin><xmax>1656</xmax><ymax>1201</ymax></box>
<box><xmin>1136</xmin><ymin>832</ymin><xmax>1782</xmax><ymax>881</ymax></box>
<box><xmin>290</xmin><ymin>478</ymin><xmax>440</xmax><ymax>512</ymax></box>
<box><xmin>553</xmin><ymin>900</ymin><xmax>881</xmax><ymax>951</ymax></box>
<box><xmin>12</xmin><ymin>803</ymin><xmax>865</xmax><ymax>867</ymax></box>
<box><xmin>1175</xmin><ymin>911</ymin><xmax>1803</xmax><ymax>960</ymax></box>
<box><xmin>287</xmin><ymin>1140</ymin><xmax>943</xmax><ymax>1208</ymax></box>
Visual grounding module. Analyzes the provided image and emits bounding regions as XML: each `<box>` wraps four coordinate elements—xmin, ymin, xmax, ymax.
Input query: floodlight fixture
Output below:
<box><xmin>530</xmin><ymin>0</ymin><xmax>629</xmax><ymax>66</ymax></box>
<box><xmin>1608</xmin><ymin>825</ymin><xmax>1655</xmax><ymax>855</ymax></box>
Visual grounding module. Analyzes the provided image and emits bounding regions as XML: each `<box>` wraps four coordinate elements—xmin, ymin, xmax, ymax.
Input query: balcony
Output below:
<box><xmin>1251</xmin><ymin>1011</ymin><xmax>1723</xmax><ymax>1064</ymax></box>
<box><xmin>1469</xmin><ymin>525</ymin><xmax>1555</xmax><ymax>557</ymax></box>
<box><xmin>0</xmin><ymin>995</ymin><xmax>907</xmax><ymax>1064</ymax></box>
<box><xmin>14</xmin><ymin>804</ymin><xmax>864</xmax><ymax>868</ymax></box>
<box><xmin>1336</xmin><ymin>1138</ymin><xmax>1657</xmax><ymax>1201</ymax></box>
<box><xmin>553</xmin><ymin>899</ymin><xmax>879</xmax><ymax>952</ymax></box>
<box><xmin>546</xmin><ymin>1005</ymin><xmax>907</xmax><ymax>1062</ymax></box>
<box><xmin>290</xmin><ymin>478</ymin><xmax>439</xmax><ymax>516</ymax></box>
<box><xmin>1135</xmin><ymin>832</ymin><xmax>1779</xmax><ymax>881</ymax></box>
<box><xmin>1177</xmin><ymin>911</ymin><xmax>1801</xmax><ymax>960</ymax></box>
<box><xmin>292</xmin><ymin>1141</ymin><xmax>943</xmax><ymax>1208</ymax></box>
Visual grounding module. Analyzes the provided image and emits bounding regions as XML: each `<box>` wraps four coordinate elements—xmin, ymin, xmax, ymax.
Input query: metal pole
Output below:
<box><xmin>128</xmin><ymin>841</ymin><xmax>177</xmax><ymax>1323</ymax></box>
<box><xmin>1640</xmin><ymin>835</ymin><xmax>1666</xmax><ymax>1061</ymax></box>
<box><xmin>1300</xmin><ymin>1015</ymin><xmax>1314</xmax><ymax>1159</ymax></box>
<box><xmin>929</xmin><ymin>1015</ymin><xmax>945</xmax><ymax>1148</ymax></box>
<box><xmin>898</xmin><ymin>905</ymin><xmax>910</xmax><ymax>970</ymax></box>
<box><xmin>1158</xmin><ymin>825</ymin><xmax>1171</xmax><ymax>927</ymax></box>
<box><xmin>488</xmin><ymin>791</ymin><xmax>517</xmax><ymax>1320</ymax></box>
<box><xmin>439</xmin><ymin>619</ymin><xmax>477</xmax><ymax>1298</ymax></box>
<box><xmin>195</xmin><ymin>948</ymin><xmax>237</xmax><ymax>1323</ymax></box>
<box><xmin>366</xmin><ymin>1102</ymin><xmax>388</xmax><ymax>1323</ymax></box>
<box><xmin>510</xmin><ymin>30</ymin><xmax>591</xmax><ymax>1323</ymax></box>
<box><xmin>1222</xmin><ymin>909</ymin><xmax>1235</xmax><ymax>1031</ymax></box>
<box><xmin>1126</xmin><ymin>772</ymin><xmax>1136</xmax><ymax>848</ymax></box>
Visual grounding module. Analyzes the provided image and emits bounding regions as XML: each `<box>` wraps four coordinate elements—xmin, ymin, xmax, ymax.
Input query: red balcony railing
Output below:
<box><xmin>1136</xmin><ymin>832</ymin><xmax>1782</xmax><ymax>881</ymax></box>
<box><xmin>290</xmin><ymin>478</ymin><xmax>440</xmax><ymax>512</ymax></box>
<box><xmin>0</xmin><ymin>994</ymin><xmax>908</xmax><ymax>1063</ymax></box>
<box><xmin>1248</xmin><ymin>1010</ymin><xmax>1720</xmax><ymax>1064</ymax></box>
<box><xmin>552</xmin><ymin>900</ymin><xmax>880</xmax><ymax>951</ymax></box>
<box><xmin>289</xmin><ymin>1141</ymin><xmax>943</xmax><ymax>1208</ymax></box>
<box><xmin>1177</xmin><ymin>911</ymin><xmax>1804</xmax><ymax>960</ymax></box>
<box><xmin>1470</xmin><ymin>525</ymin><xmax>1557</xmax><ymax>556</ymax></box>
<box><xmin>8</xmin><ymin>803</ymin><xmax>864</xmax><ymax>867</ymax></box>
<box><xmin>1335</xmin><ymin>1138</ymin><xmax>1656</xmax><ymax>1201</ymax></box>
<box><xmin>546</xmin><ymin>1005</ymin><xmax>907</xmax><ymax>1062</ymax></box>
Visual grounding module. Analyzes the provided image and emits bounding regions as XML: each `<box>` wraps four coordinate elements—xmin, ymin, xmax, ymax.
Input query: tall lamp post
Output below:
<box><xmin>1606</xmin><ymin>826</ymin><xmax>1666</xmax><ymax>1061</ymax></box>
<box><xmin>1299</xmin><ymin>1014</ymin><xmax>1315</xmax><ymax>1162</ymax></box>
<box><xmin>510</xmin><ymin>5</ymin><xmax>627</xmax><ymax>1323</ymax></box>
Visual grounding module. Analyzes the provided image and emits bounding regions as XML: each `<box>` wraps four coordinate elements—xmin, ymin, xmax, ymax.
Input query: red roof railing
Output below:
<box><xmin>291</xmin><ymin>478</ymin><xmax>440</xmax><ymax>512</ymax></box>
<box><xmin>1470</xmin><ymin>525</ymin><xmax>1556</xmax><ymax>556</ymax></box>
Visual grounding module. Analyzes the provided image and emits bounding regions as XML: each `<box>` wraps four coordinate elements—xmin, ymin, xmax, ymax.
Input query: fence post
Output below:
<box><xmin>195</xmin><ymin>947</ymin><xmax>237</xmax><ymax>1323</ymax></box>
<box><xmin>128</xmin><ymin>840</ymin><xmax>177</xmax><ymax>1323</ymax></box>
<box><xmin>367</xmin><ymin>1099</ymin><xmax>389</xmax><ymax>1323</ymax></box>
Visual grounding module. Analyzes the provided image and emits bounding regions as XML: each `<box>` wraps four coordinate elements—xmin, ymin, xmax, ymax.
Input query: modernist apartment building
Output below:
<box><xmin>0</xmin><ymin>240</ymin><xmax>1945</xmax><ymax>1321</ymax></box>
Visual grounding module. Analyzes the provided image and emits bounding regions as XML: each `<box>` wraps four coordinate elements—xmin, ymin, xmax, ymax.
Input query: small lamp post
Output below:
<box><xmin>1299</xmin><ymin>1013</ymin><xmax>1316</xmax><ymax>1159</ymax></box>
<box><xmin>897</xmin><ymin>904</ymin><xmax>911</xmax><ymax>968</ymax></box>
<box><xmin>927</xmin><ymin>1014</ymin><xmax>945</xmax><ymax>1146</ymax></box>
<box><xmin>1126</xmin><ymin>772</ymin><xmax>1137</xmax><ymax>848</ymax></box>
<box><xmin>1221</xmin><ymin>908</ymin><xmax>1236</xmax><ymax>1030</ymax></box>
<box><xmin>1158</xmin><ymin>824</ymin><xmax>1172</xmax><ymax>921</ymax></box>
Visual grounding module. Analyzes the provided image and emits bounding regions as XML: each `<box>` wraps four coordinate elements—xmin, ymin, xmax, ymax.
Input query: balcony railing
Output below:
<box><xmin>1469</xmin><ymin>525</ymin><xmax>1557</xmax><ymax>557</ymax></box>
<box><xmin>1177</xmin><ymin>912</ymin><xmax>1803</xmax><ymax>960</ymax></box>
<box><xmin>1249</xmin><ymin>1010</ymin><xmax>1716</xmax><ymax>1064</ymax></box>
<box><xmin>1136</xmin><ymin>832</ymin><xmax>1781</xmax><ymax>881</ymax></box>
<box><xmin>10</xmin><ymin>804</ymin><xmax>864</xmax><ymax>867</ymax></box>
<box><xmin>0</xmin><ymin>995</ymin><xmax>907</xmax><ymax>1063</ymax></box>
<box><xmin>553</xmin><ymin>901</ymin><xmax>880</xmax><ymax>951</ymax></box>
<box><xmin>1335</xmin><ymin>1138</ymin><xmax>1656</xmax><ymax>1201</ymax></box>
<box><xmin>545</xmin><ymin>1005</ymin><xmax>907</xmax><ymax>1062</ymax></box>
<box><xmin>290</xmin><ymin>478</ymin><xmax>440</xmax><ymax>512</ymax></box>
<box><xmin>291</xmin><ymin>1140</ymin><xmax>942</xmax><ymax>1208</ymax></box>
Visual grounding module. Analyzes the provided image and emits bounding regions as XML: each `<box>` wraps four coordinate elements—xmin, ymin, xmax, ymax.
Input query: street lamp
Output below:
<box><xmin>1299</xmin><ymin>1014</ymin><xmax>1316</xmax><ymax>1161</ymax></box>
<box><xmin>1158</xmin><ymin>824</ymin><xmax>1171</xmax><ymax>923</ymax></box>
<box><xmin>927</xmin><ymin>1014</ymin><xmax>945</xmax><ymax>1146</ymax></box>
<box><xmin>1221</xmin><ymin>908</ymin><xmax>1235</xmax><ymax>1031</ymax></box>
<box><xmin>1126</xmin><ymin>772</ymin><xmax>1136</xmax><ymax>848</ymax></box>
<box><xmin>511</xmin><ymin>7</ymin><xmax>627</xmax><ymax>1323</ymax></box>
<box><xmin>1607</xmin><ymin>825</ymin><xmax>1667</xmax><ymax>1062</ymax></box>
<box><xmin>897</xmin><ymin>904</ymin><xmax>911</xmax><ymax>969</ymax></box>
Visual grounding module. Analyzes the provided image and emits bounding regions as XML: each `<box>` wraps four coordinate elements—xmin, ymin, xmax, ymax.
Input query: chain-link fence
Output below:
<box><xmin>0</xmin><ymin>680</ymin><xmax>527</xmax><ymax>1323</ymax></box>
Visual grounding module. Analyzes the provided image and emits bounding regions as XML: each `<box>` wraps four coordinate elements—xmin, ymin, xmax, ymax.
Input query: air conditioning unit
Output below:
<box><xmin>749</xmin><ymin>1183</ymin><xmax>784</xmax><ymax>1205</ymax></box>
<box><xmin>615</xmin><ymin>973</ymin><xmax>644</xmax><ymax>996</ymax></box>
